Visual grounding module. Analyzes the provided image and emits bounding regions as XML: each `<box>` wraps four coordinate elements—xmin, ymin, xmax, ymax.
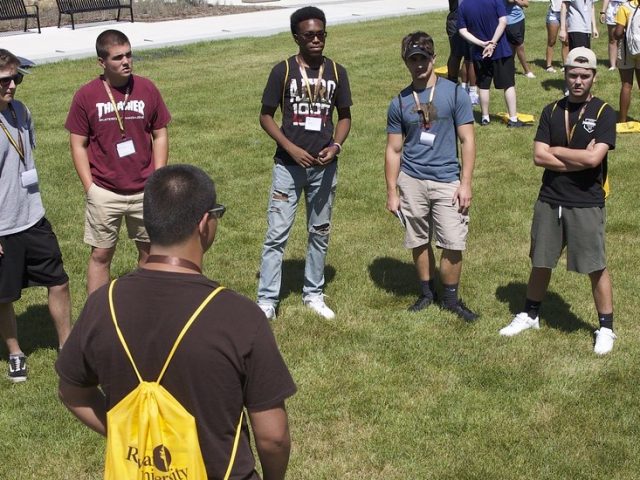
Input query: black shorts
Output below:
<box><xmin>449</xmin><ymin>32</ymin><xmax>472</xmax><ymax>61</ymax></box>
<box><xmin>568</xmin><ymin>32</ymin><xmax>591</xmax><ymax>50</ymax></box>
<box><xmin>474</xmin><ymin>56</ymin><xmax>516</xmax><ymax>90</ymax></box>
<box><xmin>506</xmin><ymin>19</ymin><xmax>526</xmax><ymax>46</ymax></box>
<box><xmin>0</xmin><ymin>218</ymin><xmax>69</xmax><ymax>303</ymax></box>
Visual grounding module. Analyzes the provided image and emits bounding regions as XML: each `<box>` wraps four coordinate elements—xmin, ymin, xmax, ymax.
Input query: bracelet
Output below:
<box><xmin>600</xmin><ymin>11</ymin><xmax>605</xmax><ymax>14</ymax></box>
<box><xmin>330</xmin><ymin>142</ymin><xmax>342</xmax><ymax>154</ymax></box>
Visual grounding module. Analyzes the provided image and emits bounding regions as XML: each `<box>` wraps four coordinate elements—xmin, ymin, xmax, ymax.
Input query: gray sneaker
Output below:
<box><xmin>257</xmin><ymin>303</ymin><xmax>276</xmax><ymax>320</ymax></box>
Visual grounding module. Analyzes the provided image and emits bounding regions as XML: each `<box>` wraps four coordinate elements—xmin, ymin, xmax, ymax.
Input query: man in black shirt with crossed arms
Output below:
<box><xmin>499</xmin><ymin>47</ymin><xmax>617</xmax><ymax>355</ymax></box>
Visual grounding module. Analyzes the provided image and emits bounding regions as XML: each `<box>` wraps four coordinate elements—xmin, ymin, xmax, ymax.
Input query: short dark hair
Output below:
<box><xmin>143</xmin><ymin>165</ymin><xmax>217</xmax><ymax>246</ymax></box>
<box><xmin>290</xmin><ymin>6</ymin><xmax>326</xmax><ymax>35</ymax></box>
<box><xmin>0</xmin><ymin>49</ymin><xmax>20</xmax><ymax>70</ymax></box>
<box><xmin>96</xmin><ymin>29</ymin><xmax>130</xmax><ymax>59</ymax></box>
<box><xmin>401</xmin><ymin>31</ymin><xmax>435</xmax><ymax>60</ymax></box>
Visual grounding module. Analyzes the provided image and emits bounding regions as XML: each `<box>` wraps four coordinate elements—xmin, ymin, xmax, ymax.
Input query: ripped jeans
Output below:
<box><xmin>257</xmin><ymin>161</ymin><xmax>338</xmax><ymax>305</ymax></box>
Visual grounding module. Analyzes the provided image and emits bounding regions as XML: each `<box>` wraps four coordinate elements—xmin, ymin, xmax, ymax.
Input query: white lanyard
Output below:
<box><xmin>296</xmin><ymin>55</ymin><xmax>325</xmax><ymax>104</ymax></box>
<box><xmin>411</xmin><ymin>80</ymin><xmax>436</xmax><ymax>129</ymax></box>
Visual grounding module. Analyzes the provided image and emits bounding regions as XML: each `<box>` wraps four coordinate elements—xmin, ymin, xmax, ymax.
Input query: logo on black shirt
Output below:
<box><xmin>583</xmin><ymin>117</ymin><xmax>596</xmax><ymax>134</ymax></box>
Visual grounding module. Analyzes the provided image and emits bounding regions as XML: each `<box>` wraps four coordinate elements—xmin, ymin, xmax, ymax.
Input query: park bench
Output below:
<box><xmin>0</xmin><ymin>0</ymin><xmax>41</xmax><ymax>34</ymax></box>
<box><xmin>56</xmin><ymin>0</ymin><xmax>134</xmax><ymax>30</ymax></box>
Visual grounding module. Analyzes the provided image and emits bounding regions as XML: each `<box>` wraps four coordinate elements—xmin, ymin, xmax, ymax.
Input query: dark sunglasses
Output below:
<box><xmin>0</xmin><ymin>73</ymin><xmax>23</xmax><ymax>88</ymax></box>
<box><xmin>208</xmin><ymin>203</ymin><xmax>226</xmax><ymax>219</ymax></box>
<box><xmin>296</xmin><ymin>30</ymin><xmax>328</xmax><ymax>42</ymax></box>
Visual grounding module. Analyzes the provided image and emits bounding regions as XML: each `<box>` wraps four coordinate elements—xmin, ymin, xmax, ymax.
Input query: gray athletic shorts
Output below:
<box><xmin>530</xmin><ymin>200</ymin><xmax>606</xmax><ymax>274</ymax></box>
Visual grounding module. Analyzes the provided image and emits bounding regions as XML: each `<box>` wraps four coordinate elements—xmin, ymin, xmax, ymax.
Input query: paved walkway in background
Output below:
<box><xmin>1</xmin><ymin>0</ymin><xmax>448</xmax><ymax>65</ymax></box>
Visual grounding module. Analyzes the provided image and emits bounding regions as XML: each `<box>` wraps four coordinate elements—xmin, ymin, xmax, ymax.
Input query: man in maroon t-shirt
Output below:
<box><xmin>65</xmin><ymin>29</ymin><xmax>171</xmax><ymax>294</ymax></box>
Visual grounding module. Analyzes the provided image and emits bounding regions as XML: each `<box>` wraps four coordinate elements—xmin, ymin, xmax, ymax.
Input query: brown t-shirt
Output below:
<box><xmin>56</xmin><ymin>268</ymin><xmax>296</xmax><ymax>479</ymax></box>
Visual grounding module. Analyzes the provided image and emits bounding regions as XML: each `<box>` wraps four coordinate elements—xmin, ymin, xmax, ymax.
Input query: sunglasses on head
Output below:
<box><xmin>208</xmin><ymin>204</ymin><xmax>226</xmax><ymax>219</ymax></box>
<box><xmin>0</xmin><ymin>73</ymin><xmax>23</xmax><ymax>88</ymax></box>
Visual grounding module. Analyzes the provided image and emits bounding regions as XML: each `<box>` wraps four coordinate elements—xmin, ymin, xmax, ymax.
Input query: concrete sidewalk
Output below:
<box><xmin>1</xmin><ymin>0</ymin><xmax>448</xmax><ymax>65</ymax></box>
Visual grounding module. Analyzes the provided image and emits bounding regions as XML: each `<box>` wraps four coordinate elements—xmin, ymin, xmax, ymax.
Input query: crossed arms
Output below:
<box><xmin>533</xmin><ymin>139</ymin><xmax>610</xmax><ymax>172</ymax></box>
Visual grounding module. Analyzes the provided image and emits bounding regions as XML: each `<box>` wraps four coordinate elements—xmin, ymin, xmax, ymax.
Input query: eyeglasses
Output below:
<box><xmin>296</xmin><ymin>30</ymin><xmax>328</xmax><ymax>42</ymax></box>
<box><xmin>0</xmin><ymin>73</ymin><xmax>23</xmax><ymax>88</ymax></box>
<box><xmin>208</xmin><ymin>203</ymin><xmax>226</xmax><ymax>219</ymax></box>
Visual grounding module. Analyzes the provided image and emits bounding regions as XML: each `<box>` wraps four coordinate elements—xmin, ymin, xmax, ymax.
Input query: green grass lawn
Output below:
<box><xmin>2</xmin><ymin>3</ymin><xmax>640</xmax><ymax>478</ymax></box>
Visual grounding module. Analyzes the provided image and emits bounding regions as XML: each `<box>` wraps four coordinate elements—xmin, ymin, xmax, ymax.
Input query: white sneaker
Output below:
<box><xmin>468</xmin><ymin>90</ymin><xmax>480</xmax><ymax>105</ymax></box>
<box><xmin>594</xmin><ymin>327</ymin><xmax>616</xmax><ymax>355</ymax></box>
<box><xmin>499</xmin><ymin>312</ymin><xmax>540</xmax><ymax>337</ymax></box>
<box><xmin>525</xmin><ymin>71</ymin><xmax>536</xmax><ymax>79</ymax></box>
<box><xmin>257</xmin><ymin>303</ymin><xmax>276</xmax><ymax>320</ymax></box>
<box><xmin>303</xmin><ymin>295</ymin><xmax>335</xmax><ymax>319</ymax></box>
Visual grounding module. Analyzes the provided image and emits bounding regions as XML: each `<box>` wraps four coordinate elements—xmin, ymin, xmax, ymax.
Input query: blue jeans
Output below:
<box><xmin>257</xmin><ymin>161</ymin><xmax>338</xmax><ymax>305</ymax></box>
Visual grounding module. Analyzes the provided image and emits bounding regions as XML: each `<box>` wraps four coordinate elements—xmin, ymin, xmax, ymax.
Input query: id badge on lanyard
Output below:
<box><xmin>305</xmin><ymin>116</ymin><xmax>322</xmax><ymax>131</ymax></box>
<box><xmin>103</xmin><ymin>80</ymin><xmax>136</xmax><ymax>158</ymax></box>
<box><xmin>298</xmin><ymin>56</ymin><xmax>325</xmax><ymax>132</ymax></box>
<box><xmin>413</xmin><ymin>84</ymin><xmax>436</xmax><ymax>147</ymax></box>
<box><xmin>21</xmin><ymin>169</ymin><xmax>38</xmax><ymax>188</ymax></box>
<box><xmin>420</xmin><ymin>131</ymin><xmax>435</xmax><ymax>147</ymax></box>
<box><xmin>116</xmin><ymin>138</ymin><xmax>136</xmax><ymax>158</ymax></box>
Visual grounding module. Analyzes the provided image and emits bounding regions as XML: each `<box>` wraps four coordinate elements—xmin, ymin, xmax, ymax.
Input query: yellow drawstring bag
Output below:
<box><xmin>104</xmin><ymin>281</ymin><xmax>243</xmax><ymax>480</ymax></box>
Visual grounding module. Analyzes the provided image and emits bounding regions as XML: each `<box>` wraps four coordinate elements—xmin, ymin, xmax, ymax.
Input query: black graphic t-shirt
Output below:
<box><xmin>535</xmin><ymin>97</ymin><xmax>616</xmax><ymax>207</ymax></box>
<box><xmin>261</xmin><ymin>55</ymin><xmax>352</xmax><ymax>165</ymax></box>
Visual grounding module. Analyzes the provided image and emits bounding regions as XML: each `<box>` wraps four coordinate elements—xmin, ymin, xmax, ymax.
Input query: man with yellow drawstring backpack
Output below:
<box><xmin>57</xmin><ymin>164</ymin><xmax>296</xmax><ymax>479</ymax></box>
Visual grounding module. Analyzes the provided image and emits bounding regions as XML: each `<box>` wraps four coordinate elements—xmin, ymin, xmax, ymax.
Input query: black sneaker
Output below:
<box><xmin>507</xmin><ymin>119</ymin><xmax>529</xmax><ymax>128</ymax></box>
<box><xmin>480</xmin><ymin>118</ymin><xmax>490</xmax><ymax>126</ymax></box>
<box><xmin>8</xmin><ymin>354</ymin><xmax>27</xmax><ymax>383</ymax></box>
<box><xmin>408</xmin><ymin>295</ymin><xmax>434</xmax><ymax>312</ymax></box>
<box><xmin>441</xmin><ymin>300</ymin><xmax>479</xmax><ymax>322</ymax></box>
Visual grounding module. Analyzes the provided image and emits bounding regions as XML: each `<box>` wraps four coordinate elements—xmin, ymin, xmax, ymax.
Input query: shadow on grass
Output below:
<box><xmin>532</xmin><ymin>58</ymin><xmax>555</xmax><ymax>70</ymax></box>
<box><xmin>12</xmin><ymin>304</ymin><xmax>59</xmax><ymax>355</ymax></box>
<box><xmin>368</xmin><ymin>257</ymin><xmax>416</xmax><ymax>296</ymax></box>
<box><xmin>496</xmin><ymin>281</ymin><xmax>592</xmax><ymax>333</ymax></box>
<box><xmin>278</xmin><ymin>259</ymin><xmax>336</xmax><ymax>300</ymax></box>
<box><xmin>540</xmin><ymin>78</ymin><xmax>566</xmax><ymax>94</ymax></box>
<box><xmin>471</xmin><ymin>110</ymin><xmax>508</xmax><ymax>127</ymax></box>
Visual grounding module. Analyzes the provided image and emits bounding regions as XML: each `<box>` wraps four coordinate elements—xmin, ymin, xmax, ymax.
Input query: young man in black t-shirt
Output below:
<box><xmin>499</xmin><ymin>48</ymin><xmax>617</xmax><ymax>355</ymax></box>
<box><xmin>256</xmin><ymin>6</ymin><xmax>352</xmax><ymax>320</ymax></box>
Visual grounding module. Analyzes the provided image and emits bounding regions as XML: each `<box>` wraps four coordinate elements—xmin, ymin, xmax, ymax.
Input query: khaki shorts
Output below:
<box><xmin>397</xmin><ymin>171</ymin><xmax>469</xmax><ymax>250</ymax></box>
<box><xmin>84</xmin><ymin>183</ymin><xmax>148</xmax><ymax>248</ymax></box>
<box><xmin>530</xmin><ymin>200</ymin><xmax>606</xmax><ymax>274</ymax></box>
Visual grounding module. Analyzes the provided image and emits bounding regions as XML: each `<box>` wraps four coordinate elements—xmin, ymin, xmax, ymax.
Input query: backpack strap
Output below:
<box><xmin>108</xmin><ymin>280</ymin><xmax>225</xmax><ymax>384</ymax></box>
<box><xmin>281</xmin><ymin>58</ymin><xmax>290</xmax><ymax>108</ymax></box>
<box><xmin>453</xmin><ymin>81</ymin><xmax>459</xmax><ymax>160</ymax></box>
<box><xmin>397</xmin><ymin>93</ymin><xmax>405</xmax><ymax>136</ymax></box>
<box><xmin>156</xmin><ymin>285</ymin><xmax>224</xmax><ymax>383</ymax></box>
<box><xmin>223</xmin><ymin>410</ymin><xmax>245</xmax><ymax>480</ymax></box>
<box><xmin>332</xmin><ymin>59</ymin><xmax>339</xmax><ymax>84</ymax></box>
<box><xmin>595</xmin><ymin>101</ymin><xmax>611</xmax><ymax>199</ymax></box>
